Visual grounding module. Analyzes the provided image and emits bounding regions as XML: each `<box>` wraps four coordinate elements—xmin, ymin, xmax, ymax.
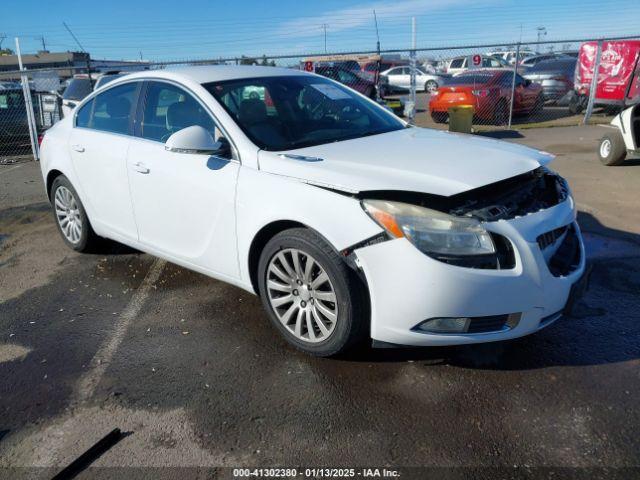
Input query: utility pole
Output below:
<box><xmin>536</xmin><ymin>26</ymin><xmax>547</xmax><ymax>54</ymax></box>
<box><xmin>63</xmin><ymin>21</ymin><xmax>92</xmax><ymax>86</ymax></box>
<box><xmin>373</xmin><ymin>9</ymin><xmax>381</xmax><ymax>100</ymax></box>
<box><xmin>0</xmin><ymin>34</ymin><xmax>6</xmax><ymax>51</ymax></box>
<box><xmin>409</xmin><ymin>16</ymin><xmax>417</xmax><ymax>124</ymax></box>
<box><xmin>39</xmin><ymin>36</ymin><xmax>46</xmax><ymax>51</ymax></box>
<box><xmin>373</xmin><ymin>10</ymin><xmax>380</xmax><ymax>55</ymax></box>
<box><xmin>321</xmin><ymin>24</ymin><xmax>328</xmax><ymax>53</ymax></box>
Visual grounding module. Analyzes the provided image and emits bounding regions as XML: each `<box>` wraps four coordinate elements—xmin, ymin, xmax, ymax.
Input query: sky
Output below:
<box><xmin>2</xmin><ymin>0</ymin><xmax>640</xmax><ymax>62</ymax></box>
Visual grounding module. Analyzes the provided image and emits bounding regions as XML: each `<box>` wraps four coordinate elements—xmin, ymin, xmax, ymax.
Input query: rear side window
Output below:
<box><xmin>140</xmin><ymin>81</ymin><xmax>217</xmax><ymax>142</ymax></box>
<box><xmin>75</xmin><ymin>83</ymin><xmax>137</xmax><ymax>135</ymax></box>
<box><xmin>75</xmin><ymin>98</ymin><xmax>94</xmax><ymax>127</ymax></box>
<box><xmin>449</xmin><ymin>58</ymin><xmax>465</xmax><ymax>68</ymax></box>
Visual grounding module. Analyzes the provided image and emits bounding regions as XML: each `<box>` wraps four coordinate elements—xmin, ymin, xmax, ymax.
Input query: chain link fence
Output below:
<box><xmin>1</xmin><ymin>35</ymin><xmax>638</xmax><ymax>162</ymax></box>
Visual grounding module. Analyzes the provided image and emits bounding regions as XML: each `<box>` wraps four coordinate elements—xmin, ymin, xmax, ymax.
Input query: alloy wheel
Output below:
<box><xmin>54</xmin><ymin>186</ymin><xmax>83</xmax><ymax>244</ymax></box>
<box><xmin>266</xmin><ymin>248</ymin><xmax>338</xmax><ymax>343</ymax></box>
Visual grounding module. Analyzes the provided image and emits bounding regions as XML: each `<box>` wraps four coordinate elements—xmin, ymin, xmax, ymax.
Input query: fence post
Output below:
<box><xmin>507</xmin><ymin>42</ymin><xmax>520</xmax><ymax>129</ymax></box>
<box><xmin>15</xmin><ymin>37</ymin><xmax>40</xmax><ymax>161</ymax></box>
<box><xmin>583</xmin><ymin>39</ymin><xmax>603</xmax><ymax>125</ymax></box>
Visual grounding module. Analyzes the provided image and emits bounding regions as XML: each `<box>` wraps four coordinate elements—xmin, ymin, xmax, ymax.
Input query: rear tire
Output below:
<box><xmin>50</xmin><ymin>175</ymin><xmax>100</xmax><ymax>252</ymax></box>
<box><xmin>257</xmin><ymin>228</ymin><xmax>367</xmax><ymax>357</ymax></box>
<box><xmin>532</xmin><ymin>94</ymin><xmax>544</xmax><ymax>114</ymax></box>
<box><xmin>425</xmin><ymin>80</ymin><xmax>438</xmax><ymax>93</ymax></box>
<box><xmin>431</xmin><ymin>112</ymin><xmax>448</xmax><ymax>124</ymax></box>
<box><xmin>568</xmin><ymin>94</ymin><xmax>584</xmax><ymax>115</ymax></box>
<box><xmin>597</xmin><ymin>131</ymin><xmax>627</xmax><ymax>166</ymax></box>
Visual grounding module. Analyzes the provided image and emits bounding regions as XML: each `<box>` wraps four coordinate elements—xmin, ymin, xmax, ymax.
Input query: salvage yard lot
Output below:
<box><xmin>1</xmin><ymin>125</ymin><xmax>639</xmax><ymax>475</ymax></box>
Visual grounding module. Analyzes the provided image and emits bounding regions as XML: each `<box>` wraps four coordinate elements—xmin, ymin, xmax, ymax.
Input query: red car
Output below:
<box><xmin>429</xmin><ymin>70</ymin><xmax>544</xmax><ymax>124</ymax></box>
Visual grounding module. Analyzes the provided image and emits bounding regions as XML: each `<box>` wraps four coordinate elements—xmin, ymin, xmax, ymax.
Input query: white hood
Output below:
<box><xmin>258</xmin><ymin>127</ymin><xmax>554</xmax><ymax>196</ymax></box>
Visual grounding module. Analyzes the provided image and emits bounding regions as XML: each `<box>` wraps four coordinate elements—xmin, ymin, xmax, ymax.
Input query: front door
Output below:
<box><xmin>126</xmin><ymin>81</ymin><xmax>240</xmax><ymax>278</ymax></box>
<box><xmin>68</xmin><ymin>82</ymin><xmax>139</xmax><ymax>240</ymax></box>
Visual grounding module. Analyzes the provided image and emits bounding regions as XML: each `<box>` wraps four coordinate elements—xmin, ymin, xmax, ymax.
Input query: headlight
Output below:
<box><xmin>362</xmin><ymin>199</ymin><xmax>495</xmax><ymax>256</ymax></box>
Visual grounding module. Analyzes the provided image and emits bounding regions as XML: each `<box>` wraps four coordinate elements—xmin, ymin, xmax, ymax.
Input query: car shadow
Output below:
<box><xmin>341</xmin><ymin>211</ymin><xmax>640</xmax><ymax>370</ymax></box>
<box><xmin>476</xmin><ymin>130</ymin><xmax>524</xmax><ymax>139</ymax></box>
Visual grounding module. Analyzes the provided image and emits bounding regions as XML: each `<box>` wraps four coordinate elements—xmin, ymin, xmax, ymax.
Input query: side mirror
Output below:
<box><xmin>165</xmin><ymin>125</ymin><xmax>229</xmax><ymax>156</ymax></box>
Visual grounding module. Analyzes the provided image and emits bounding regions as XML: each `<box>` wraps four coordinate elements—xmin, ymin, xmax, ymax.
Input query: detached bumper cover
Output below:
<box><xmin>354</xmin><ymin>198</ymin><xmax>585</xmax><ymax>346</ymax></box>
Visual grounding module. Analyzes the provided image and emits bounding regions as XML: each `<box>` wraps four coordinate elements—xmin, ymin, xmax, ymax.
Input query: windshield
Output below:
<box><xmin>204</xmin><ymin>75</ymin><xmax>404</xmax><ymax>151</ymax></box>
<box><xmin>62</xmin><ymin>78</ymin><xmax>92</xmax><ymax>101</ymax></box>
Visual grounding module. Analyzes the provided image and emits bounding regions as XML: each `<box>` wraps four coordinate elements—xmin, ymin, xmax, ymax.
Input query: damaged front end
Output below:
<box><xmin>360</xmin><ymin>167</ymin><xmax>569</xmax><ymax>222</ymax></box>
<box><xmin>353</xmin><ymin>168</ymin><xmax>572</xmax><ymax>271</ymax></box>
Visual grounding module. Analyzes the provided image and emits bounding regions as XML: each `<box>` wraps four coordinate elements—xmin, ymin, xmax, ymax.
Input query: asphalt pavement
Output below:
<box><xmin>0</xmin><ymin>125</ymin><xmax>639</xmax><ymax>478</ymax></box>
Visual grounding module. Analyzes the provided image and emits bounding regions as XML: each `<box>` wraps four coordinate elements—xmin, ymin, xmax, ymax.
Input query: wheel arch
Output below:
<box><xmin>46</xmin><ymin>169</ymin><xmax>65</xmax><ymax>199</ymax></box>
<box><xmin>247</xmin><ymin>220</ymin><xmax>307</xmax><ymax>294</ymax></box>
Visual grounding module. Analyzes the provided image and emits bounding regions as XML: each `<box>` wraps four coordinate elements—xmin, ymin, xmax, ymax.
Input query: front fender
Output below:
<box><xmin>236</xmin><ymin>167</ymin><xmax>383</xmax><ymax>289</ymax></box>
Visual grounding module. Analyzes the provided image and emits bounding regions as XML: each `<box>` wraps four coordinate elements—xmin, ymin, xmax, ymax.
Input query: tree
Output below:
<box><xmin>0</xmin><ymin>48</ymin><xmax>14</xmax><ymax>56</ymax></box>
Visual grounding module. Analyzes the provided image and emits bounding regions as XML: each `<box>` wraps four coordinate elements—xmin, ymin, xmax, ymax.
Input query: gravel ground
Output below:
<box><xmin>0</xmin><ymin>125</ymin><xmax>639</xmax><ymax>479</ymax></box>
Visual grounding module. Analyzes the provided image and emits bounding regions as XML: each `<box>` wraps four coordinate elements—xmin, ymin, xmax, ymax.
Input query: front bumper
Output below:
<box><xmin>354</xmin><ymin>198</ymin><xmax>585</xmax><ymax>346</ymax></box>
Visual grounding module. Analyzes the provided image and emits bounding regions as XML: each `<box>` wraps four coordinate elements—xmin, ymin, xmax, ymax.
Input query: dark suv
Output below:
<box><xmin>0</xmin><ymin>85</ymin><xmax>36</xmax><ymax>155</ymax></box>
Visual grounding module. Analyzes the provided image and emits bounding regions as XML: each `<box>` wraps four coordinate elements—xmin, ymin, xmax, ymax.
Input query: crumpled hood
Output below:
<box><xmin>258</xmin><ymin>127</ymin><xmax>554</xmax><ymax>196</ymax></box>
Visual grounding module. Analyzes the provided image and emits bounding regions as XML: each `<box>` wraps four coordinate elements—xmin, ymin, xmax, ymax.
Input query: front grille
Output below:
<box><xmin>542</xmin><ymin>224</ymin><xmax>581</xmax><ymax>276</ymax></box>
<box><xmin>537</xmin><ymin>225</ymin><xmax>568</xmax><ymax>250</ymax></box>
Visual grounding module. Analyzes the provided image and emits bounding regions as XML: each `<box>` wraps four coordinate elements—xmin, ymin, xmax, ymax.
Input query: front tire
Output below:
<box><xmin>493</xmin><ymin>100</ymin><xmax>508</xmax><ymax>125</ymax></box>
<box><xmin>598</xmin><ymin>131</ymin><xmax>627</xmax><ymax>166</ymax></box>
<box><xmin>50</xmin><ymin>175</ymin><xmax>99</xmax><ymax>252</ymax></box>
<box><xmin>425</xmin><ymin>80</ymin><xmax>438</xmax><ymax>93</ymax></box>
<box><xmin>257</xmin><ymin>228</ymin><xmax>367</xmax><ymax>357</ymax></box>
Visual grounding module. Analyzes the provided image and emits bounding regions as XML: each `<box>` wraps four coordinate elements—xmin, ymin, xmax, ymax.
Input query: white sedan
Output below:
<box><xmin>40</xmin><ymin>66</ymin><xmax>586</xmax><ymax>356</ymax></box>
<box><xmin>380</xmin><ymin>66</ymin><xmax>445</xmax><ymax>93</ymax></box>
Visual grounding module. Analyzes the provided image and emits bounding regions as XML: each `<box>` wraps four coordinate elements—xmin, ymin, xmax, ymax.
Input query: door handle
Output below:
<box><xmin>132</xmin><ymin>162</ymin><xmax>150</xmax><ymax>174</ymax></box>
<box><xmin>71</xmin><ymin>144</ymin><xmax>85</xmax><ymax>153</ymax></box>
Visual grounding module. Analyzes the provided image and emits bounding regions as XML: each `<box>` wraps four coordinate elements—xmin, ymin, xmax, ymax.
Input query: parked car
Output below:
<box><xmin>429</xmin><ymin>69</ymin><xmax>544</xmax><ymax>124</ymax></box>
<box><xmin>572</xmin><ymin>40</ymin><xmax>640</xmax><ymax>113</ymax></box>
<box><xmin>487</xmin><ymin>50</ymin><xmax>535</xmax><ymax>65</ymax></box>
<box><xmin>40</xmin><ymin>66</ymin><xmax>586</xmax><ymax>356</ymax></box>
<box><xmin>61</xmin><ymin>74</ymin><xmax>94</xmax><ymax>118</ymax></box>
<box><xmin>361</xmin><ymin>60</ymin><xmax>409</xmax><ymax>82</ymax></box>
<box><xmin>519</xmin><ymin>53</ymin><xmax>567</xmax><ymax>71</ymax></box>
<box><xmin>314</xmin><ymin>65</ymin><xmax>377</xmax><ymax>98</ymax></box>
<box><xmin>380</xmin><ymin>66</ymin><xmax>447</xmax><ymax>93</ymax></box>
<box><xmin>523</xmin><ymin>57</ymin><xmax>577</xmax><ymax>103</ymax></box>
<box><xmin>0</xmin><ymin>85</ymin><xmax>37</xmax><ymax>154</ymax></box>
<box><xmin>442</xmin><ymin>55</ymin><xmax>507</xmax><ymax>75</ymax></box>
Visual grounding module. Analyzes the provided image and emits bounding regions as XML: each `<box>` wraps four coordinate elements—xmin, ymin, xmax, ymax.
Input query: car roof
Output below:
<box><xmin>120</xmin><ymin>65</ymin><xmax>306</xmax><ymax>84</ymax></box>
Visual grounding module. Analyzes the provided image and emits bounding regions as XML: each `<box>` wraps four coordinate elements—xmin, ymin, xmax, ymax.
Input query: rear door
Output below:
<box><xmin>68</xmin><ymin>82</ymin><xmax>140</xmax><ymax>240</ymax></box>
<box><xmin>126</xmin><ymin>80</ymin><xmax>240</xmax><ymax>277</ymax></box>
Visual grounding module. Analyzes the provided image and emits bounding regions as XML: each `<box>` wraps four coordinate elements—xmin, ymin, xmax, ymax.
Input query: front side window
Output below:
<box><xmin>75</xmin><ymin>82</ymin><xmax>136</xmax><ymax>134</ymax></box>
<box><xmin>449</xmin><ymin>58</ymin><xmax>464</xmax><ymax>69</ymax></box>
<box><xmin>204</xmin><ymin>75</ymin><xmax>404</xmax><ymax>151</ymax></box>
<box><xmin>140</xmin><ymin>82</ymin><xmax>217</xmax><ymax>143</ymax></box>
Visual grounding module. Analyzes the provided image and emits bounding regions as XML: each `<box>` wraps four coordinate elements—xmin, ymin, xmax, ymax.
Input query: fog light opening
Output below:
<box><xmin>413</xmin><ymin>313</ymin><xmax>521</xmax><ymax>334</ymax></box>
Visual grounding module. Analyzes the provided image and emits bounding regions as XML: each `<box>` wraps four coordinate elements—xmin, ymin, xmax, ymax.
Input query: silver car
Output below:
<box><xmin>380</xmin><ymin>66</ymin><xmax>446</xmax><ymax>93</ymax></box>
